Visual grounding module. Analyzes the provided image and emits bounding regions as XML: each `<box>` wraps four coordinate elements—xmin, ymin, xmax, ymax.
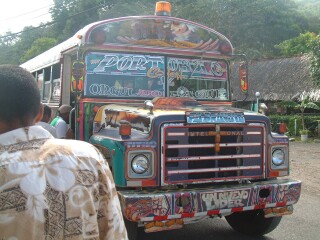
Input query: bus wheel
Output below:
<box><xmin>225</xmin><ymin>210</ymin><xmax>282</xmax><ymax>236</ymax></box>
<box><xmin>124</xmin><ymin>218</ymin><xmax>138</xmax><ymax>240</ymax></box>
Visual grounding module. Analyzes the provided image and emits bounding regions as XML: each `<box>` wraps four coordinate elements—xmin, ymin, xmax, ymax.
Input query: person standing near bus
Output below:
<box><xmin>36</xmin><ymin>104</ymin><xmax>57</xmax><ymax>137</ymax></box>
<box><xmin>50</xmin><ymin>104</ymin><xmax>72</xmax><ymax>138</ymax></box>
<box><xmin>0</xmin><ymin>65</ymin><xmax>128</xmax><ymax>240</ymax></box>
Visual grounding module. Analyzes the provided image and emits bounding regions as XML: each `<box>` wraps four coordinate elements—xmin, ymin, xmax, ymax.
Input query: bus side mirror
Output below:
<box><xmin>71</xmin><ymin>60</ymin><xmax>85</xmax><ymax>92</ymax></box>
<box><xmin>239</xmin><ymin>62</ymin><xmax>248</xmax><ymax>94</ymax></box>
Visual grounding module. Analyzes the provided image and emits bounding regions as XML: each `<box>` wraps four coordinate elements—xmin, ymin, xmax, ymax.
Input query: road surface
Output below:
<box><xmin>137</xmin><ymin>142</ymin><xmax>320</xmax><ymax>240</ymax></box>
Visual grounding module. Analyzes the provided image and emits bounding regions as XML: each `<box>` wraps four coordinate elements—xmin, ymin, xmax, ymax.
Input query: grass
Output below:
<box><xmin>289</xmin><ymin>136</ymin><xmax>320</xmax><ymax>143</ymax></box>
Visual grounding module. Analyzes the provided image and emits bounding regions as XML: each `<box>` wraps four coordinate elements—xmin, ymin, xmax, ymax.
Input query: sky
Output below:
<box><xmin>0</xmin><ymin>0</ymin><xmax>53</xmax><ymax>35</ymax></box>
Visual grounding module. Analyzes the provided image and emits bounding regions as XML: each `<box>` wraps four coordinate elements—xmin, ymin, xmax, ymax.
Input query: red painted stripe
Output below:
<box><xmin>254</xmin><ymin>203</ymin><xmax>266</xmax><ymax>209</ymax></box>
<box><xmin>269</xmin><ymin>171</ymin><xmax>280</xmax><ymax>177</ymax></box>
<box><xmin>142</xmin><ymin>180</ymin><xmax>157</xmax><ymax>186</ymax></box>
<box><xmin>181</xmin><ymin>212</ymin><xmax>195</xmax><ymax>218</ymax></box>
<box><xmin>207</xmin><ymin>209</ymin><xmax>220</xmax><ymax>215</ymax></box>
<box><xmin>153</xmin><ymin>215</ymin><xmax>168</xmax><ymax>221</ymax></box>
<box><xmin>231</xmin><ymin>207</ymin><xmax>244</xmax><ymax>212</ymax></box>
<box><xmin>276</xmin><ymin>202</ymin><xmax>287</xmax><ymax>207</ymax></box>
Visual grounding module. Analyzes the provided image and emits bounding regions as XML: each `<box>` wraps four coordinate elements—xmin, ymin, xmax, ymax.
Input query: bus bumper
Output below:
<box><xmin>118</xmin><ymin>178</ymin><xmax>301</xmax><ymax>226</ymax></box>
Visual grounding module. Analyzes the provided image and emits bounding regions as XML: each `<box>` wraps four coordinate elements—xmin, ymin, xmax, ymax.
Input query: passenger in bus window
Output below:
<box><xmin>124</xmin><ymin>79</ymin><xmax>134</xmax><ymax>89</ymax></box>
<box><xmin>66</xmin><ymin>109</ymin><xmax>75</xmax><ymax>139</ymax></box>
<box><xmin>50</xmin><ymin>104</ymin><xmax>72</xmax><ymax>138</ymax></box>
<box><xmin>147</xmin><ymin>78</ymin><xmax>162</xmax><ymax>90</ymax></box>
<box><xmin>0</xmin><ymin>65</ymin><xmax>128</xmax><ymax>240</ymax></box>
<box><xmin>36</xmin><ymin>104</ymin><xmax>57</xmax><ymax>137</ymax></box>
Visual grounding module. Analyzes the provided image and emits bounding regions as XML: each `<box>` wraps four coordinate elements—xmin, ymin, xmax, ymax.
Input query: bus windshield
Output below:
<box><xmin>84</xmin><ymin>52</ymin><xmax>229</xmax><ymax>101</ymax></box>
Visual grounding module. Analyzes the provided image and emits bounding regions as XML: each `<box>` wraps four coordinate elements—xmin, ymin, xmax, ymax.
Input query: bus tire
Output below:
<box><xmin>124</xmin><ymin>218</ymin><xmax>138</xmax><ymax>240</ymax></box>
<box><xmin>225</xmin><ymin>210</ymin><xmax>282</xmax><ymax>236</ymax></box>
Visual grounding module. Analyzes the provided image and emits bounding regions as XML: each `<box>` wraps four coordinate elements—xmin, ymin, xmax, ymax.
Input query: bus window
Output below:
<box><xmin>52</xmin><ymin>79</ymin><xmax>61</xmax><ymax>102</ymax></box>
<box><xmin>84</xmin><ymin>52</ymin><xmax>165</xmax><ymax>99</ymax></box>
<box><xmin>167</xmin><ymin>57</ymin><xmax>229</xmax><ymax>100</ymax></box>
<box><xmin>43</xmin><ymin>68</ymin><xmax>51</xmax><ymax>101</ymax></box>
<box><xmin>37</xmin><ymin>73</ymin><xmax>43</xmax><ymax>92</ymax></box>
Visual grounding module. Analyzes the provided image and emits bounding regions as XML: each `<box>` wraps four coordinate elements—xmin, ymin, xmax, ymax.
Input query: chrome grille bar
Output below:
<box><xmin>162</xmin><ymin>123</ymin><xmax>265</xmax><ymax>184</ymax></box>
<box><xmin>167</xmin><ymin>153</ymin><xmax>261</xmax><ymax>162</ymax></box>
<box><xmin>168</xmin><ymin>165</ymin><xmax>261</xmax><ymax>175</ymax></box>
<box><xmin>166</xmin><ymin>142</ymin><xmax>261</xmax><ymax>148</ymax></box>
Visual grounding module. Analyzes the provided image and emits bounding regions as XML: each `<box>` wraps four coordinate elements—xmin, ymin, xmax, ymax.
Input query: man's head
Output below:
<box><xmin>0</xmin><ymin>65</ymin><xmax>41</xmax><ymax>133</ymax></box>
<box><xmin>42</xmin><ymin>104</ymin><xmax>52</xmax><ymax>123</ymax></box>
<box><xmin>58</xmin><ymin>104</ymin><xmax>72</xmax><ymax>123</ymax></box>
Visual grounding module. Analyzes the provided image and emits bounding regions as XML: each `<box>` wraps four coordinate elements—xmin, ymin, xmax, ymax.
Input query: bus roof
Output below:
<box><xmin>21</xmin><ymin>15</ymin><xmax>234</xmax><ymax>72</ymax></box>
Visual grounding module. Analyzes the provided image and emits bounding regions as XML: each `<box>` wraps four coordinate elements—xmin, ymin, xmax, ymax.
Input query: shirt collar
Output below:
<box><xmin>0</xmin><ymin>125</ymin><xmax>53</xmax><ymax>146</ymax></box>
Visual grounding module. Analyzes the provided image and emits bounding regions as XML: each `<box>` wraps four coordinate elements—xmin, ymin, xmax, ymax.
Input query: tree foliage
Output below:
<box><xmin>20</xmin><ymin>38</ymin><xmax>56</xmax><ymax>63</ymax></box>
<box><xmin>1</xmin><ymin>0</ymin><xmax>320</xmax><ymax>68</ymax></box>
<box><xmin>277</xmin><ymin>97</ymin><xmax>320</xmax><ymax>130</ymax></box>
<box><xmin>0</xmin><ymin>32</ymin><xmax>19</xmax><ymax>64</ymax></box>
<box><xmin>50</xmin><ymin>0</ymin><xmax>116</xmax><ymax>42</ymax></box>
<box><xmin>179</xmin><ymin>0</ymin><xmax>305</xmax><ymax>58</ymax></box>
<box><xmin>275</xmin><ymin>32</ymin><xmax>318</xmax><ymax>56</ymax></box>
<box><xmin>295</xmin><ymin>96</ymin><xmax>320</xmax><ymax>130</ymax></box>
<box><xmin>295</xmin><ymin>0</ymin><xmax>320</xmax><ymax>33</ymax></box>
<box><xmin>309</xmin><ymin>35</ymin><xmax>320</xmax><ymax>86</ymax></box>
<box><xmin>276</xmin><ymin>32</ymin><xmax>320</xmax><ymax>86</ymax></box>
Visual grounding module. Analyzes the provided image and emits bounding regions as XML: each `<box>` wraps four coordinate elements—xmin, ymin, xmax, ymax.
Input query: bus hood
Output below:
<box><xmin>93</xmin><ymin>98</ymin><xmax>265</xmax><ymax>134</ymax></box>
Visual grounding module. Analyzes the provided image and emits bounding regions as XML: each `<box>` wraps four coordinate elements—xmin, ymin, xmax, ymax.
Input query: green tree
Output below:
<box><xmin>276</xmin><ymin>32</ymin><xmax>320</xmax><ymax>86</ymax></box>
<box><xmin>187</xmin><ymin>0</ymin><xmax>305</xmax><ymax>58</ymax></box>
<box><xmin>98</xmin><ymin>0</ymin><xmax>154</xmax><ymax>19</ymax></box>
<box><xmin>50</xmin><ymin>0</ymin><xmax>116</xmax><ymax>42</ymax></box>
<box><xmin>294</xmin><ymin>0</ymin><xmax>320</xmax><ymax>34</ymax></box>
<box><xmin>279</xmin><ymin>97</ymin><xmax>320</xmax><ymax>131</ymax></box>
<box><xmin>275</xmin><ymin>32</ymin><xmax>318</xmax><ymax>56</ymax></box>
<box><xmin>0</xmin><ymin>32</ymin><xmax>19</xmax><ymax>64</ymax></box>
<box><xmin>296</xmin><ymin>96</ymin><xmax>320</xmax><ymax>131</ymax></box>
<box><xmin>309</xmin><ymin>34</ymin><xmax>320</xmax><ymax>86</ymax></box>
<box><xmin>20</xmin><ymin>37</ymin><xmax>57</xmax><ymax>63</ymax></box>
<box><xmin>2</xmin><ymin>0</ymin><xmax>318</xmax><ymax>65</ymax></box>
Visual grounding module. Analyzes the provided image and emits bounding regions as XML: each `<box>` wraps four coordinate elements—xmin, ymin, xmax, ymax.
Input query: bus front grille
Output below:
<box><xmin>162</xmin><ymin>123</ymin><xmax>265</xmax><ymax>184</ymax></box>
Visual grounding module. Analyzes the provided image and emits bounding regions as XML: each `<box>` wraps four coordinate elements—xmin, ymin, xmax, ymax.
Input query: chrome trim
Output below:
<box><xmin>167</xmin><ymin>142</ymin><xmax>261</xmax><ymax>148</ymax></box>
<box><xmin>168</xmin><ymin>165</ymin><xmax>261</xmax><ymax>175</ymax></box>
<box><xmin>167</xmin><ymin>153</ymin><xmax>261</xmax><ymax>162</ymax></box>
<box><xmin>161</xmin><ymin>123</ymin><xmax>266</xmax><ymax>185</ymax></box>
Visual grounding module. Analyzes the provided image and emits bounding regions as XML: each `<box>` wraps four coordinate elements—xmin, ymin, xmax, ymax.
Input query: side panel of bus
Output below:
<box><xmin>61</xmin><ymin>55</ymin><xmax>72</xmax><ymax>106</ymax></box>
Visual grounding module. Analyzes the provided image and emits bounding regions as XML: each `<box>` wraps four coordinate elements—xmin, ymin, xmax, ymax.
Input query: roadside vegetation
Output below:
<box><xmin>1</xmin><ymin>0</ymin><xmax>320</xmax><ymax>65</ymax></box>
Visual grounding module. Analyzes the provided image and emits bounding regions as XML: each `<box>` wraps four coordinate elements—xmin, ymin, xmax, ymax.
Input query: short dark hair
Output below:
<box><xmin>0</xmin><ymin>65</ymin><xmax>40</xmax><ymax>122</ymax></box>
<box><xmin>43</xmin><ymin>104</ymin><xmax>52</xmax><ymax>118</ymax></box>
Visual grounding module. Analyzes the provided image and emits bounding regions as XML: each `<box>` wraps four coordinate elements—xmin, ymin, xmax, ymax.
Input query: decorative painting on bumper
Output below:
<box><xmin>119</xmin><ymin>180</ymin><xmax>301</xmax><ymax>222</ymax></box>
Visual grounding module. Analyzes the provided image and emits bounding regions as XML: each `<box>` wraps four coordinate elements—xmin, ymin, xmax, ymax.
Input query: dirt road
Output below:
<box><xmin>289</xmin><ymin>142</ymin><xmax>320</xmax><ymax>197</ymax></box>
<box><xmin>137</xmin><ymin>141</ymin><xmax>320</xmax><ymax>240</ymax></box>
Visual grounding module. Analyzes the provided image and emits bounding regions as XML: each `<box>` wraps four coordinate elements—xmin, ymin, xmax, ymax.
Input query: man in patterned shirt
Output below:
<box><xmin>0</xmin><ymin>65</ymin><xmax>128</xmax><ymax>240</ymax></box>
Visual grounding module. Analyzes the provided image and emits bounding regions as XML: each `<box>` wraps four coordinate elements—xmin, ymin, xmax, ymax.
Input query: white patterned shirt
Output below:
<box><xmin>0</xmin><ymin>126</ymin><xmax>128</xmax><ymax>240</ymax></box>
<box><xmin>36</xmin><ymin>121</ymin><xmax>57</xmax><ymax>138</ymax></box>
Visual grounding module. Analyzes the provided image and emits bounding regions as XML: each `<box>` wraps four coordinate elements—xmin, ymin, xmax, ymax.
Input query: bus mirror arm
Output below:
<box><xmin>232</xmin><ymin>92</ymin><xmax>248</xmax><ymax>103</ymax></box>
<box><xmin>242</xmin><ymin>92</ymin><xmax>248</xmax><ymax>101</ymax></box>
<box><xmin>144</xmin><ymin>100</ymin><xmax>154</xmax><ymax>115</ymax></box>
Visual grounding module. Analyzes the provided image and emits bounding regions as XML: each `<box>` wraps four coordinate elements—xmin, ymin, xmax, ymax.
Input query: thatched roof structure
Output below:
<box><xmin>231</xmin><ymin>55</ymin><xmax>320</xmax><ymax>102</ymax></box>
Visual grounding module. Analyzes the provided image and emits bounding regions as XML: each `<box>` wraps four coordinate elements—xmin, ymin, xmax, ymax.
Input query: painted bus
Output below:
<box><xmin>21</xmin><ymin>2</ymin><xmax>301</xmax><ymax>239</ymax></box>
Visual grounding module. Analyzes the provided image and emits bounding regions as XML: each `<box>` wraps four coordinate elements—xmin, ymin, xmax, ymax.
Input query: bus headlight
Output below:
<box><xmin>131</xmin><ymin>155</ymin><xmax>150</xmax><ymax>174</ymax></box>
<box><xmin>271</xmin><ymin>146</ymin><xmax>288</xmax><ymax>169</ymax></box>
<box><xmin>272</xmin><ymin>149</ymin><xmax>285</xmax><ymax>166</ymax></box>
<box><xmin>127</xmin><ymin>150</ymin><xmax>154</xmax><ymax>178</ymax></box>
